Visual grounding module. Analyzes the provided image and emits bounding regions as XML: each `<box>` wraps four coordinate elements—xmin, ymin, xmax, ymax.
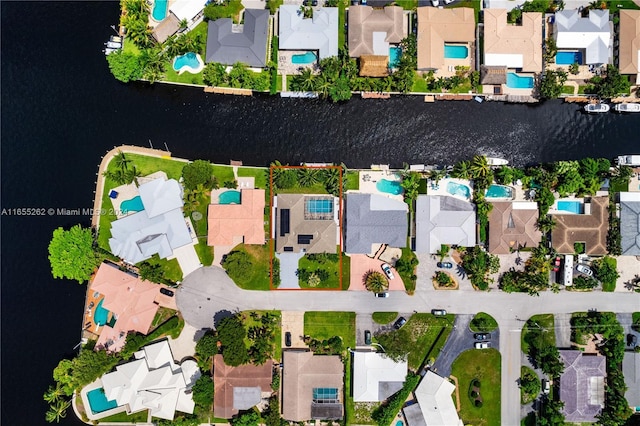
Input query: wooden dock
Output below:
<box><xmin>361</xmin><ymin>92</ymin><xmax>391</xmax><ymax>99</ymax></box>
<box><xmin>204</xmin><ymin>87</ymin><xmax>253</xmax><ymax>96</ymax></box>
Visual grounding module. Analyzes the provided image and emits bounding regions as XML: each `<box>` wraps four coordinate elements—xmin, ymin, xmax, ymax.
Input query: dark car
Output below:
<box><xmin>628</xmin><ymin>333</ymin><xmax>638</xmax><ymax>348</ymax></box>
<box><xmin>393</xmin><ymin>317</ymin><xmax>407</xmax><ymax>329</ymax></box>
<box><xmin>474</xmin><ymin>333</ymin><xmax>491</xmax><ymax>340</ymax></box>
<box><xmin>159</xmin><ymin>288</ymin><xmax>174</xmax><ymax>297</ymax></box>
<box><xmin>312</xmin><ymin>0</ymin><xmax>318</xmax><ymax>5</ymax></box>
<box><xmin>437</xmin><ymin>262</ymin><xmax>453</xmax><ymax>269</ymax></box>
<box><xmin>374</xmin><ymin>292</ymin><xmax>389</xmax><ymax>298</ymax></box>
<box><xmin>364</xmin><ymin>330</ymin><xmax>372</xmax><ymax>345</ymax></box>
<box><xmin>285</xmin><ymin>332</ymin><xmax>292</xmax><ymax>347</ymax></box>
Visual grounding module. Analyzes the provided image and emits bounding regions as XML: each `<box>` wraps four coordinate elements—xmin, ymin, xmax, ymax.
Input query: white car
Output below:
<box><xmin>576</xmin><ymin>264</ymin><xmax>593</xmax><ymax>276</ymax></box>
<box><xmin>474</xmin><ymin>342</ymin><xmax>490</xmax><ymax>349</ymax></box>
<box><xmin>443</xmin><ymin>0</ymin><xmax>454</xmax><ymax>3</ymax></box>
<box><xmin>381</xmin><ymin>263</ymin><xmax>395</xmax><ymax>280</ymax></box>
<box><xmin>431</xmin><ymin>0</ymin><xmax>439</xmax><ymax>6</ymax></box>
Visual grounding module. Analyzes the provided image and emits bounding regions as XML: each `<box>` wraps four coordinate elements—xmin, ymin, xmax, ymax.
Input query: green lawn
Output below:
<box><xmin>163</xmin><ymin>65</ymin><xmax>205</xmax><ymax>85</ymax></box>
<box><xmin>298</xmin><ymin>251</ymin><xmax>343</xmax><ymax>289</ymax></box>
<box><xmin>412</xmin><ymin>75</ymin><xmax>428</xmax><ymax>93</ymax></box>
<box><xmin>611</xmin><ymin>179</ymin><xmax>629</xmax><ymax>193</ymax></box>
<box><xmin>344</xmin><ymin>170</ymin><xmax>359</xmax><ymax>191</ymax></box>
<box><xmin>609</xmin><ymin>1</ymin><xmax>640</xmax><ymax>12</ymax></box>
<box><xmin>633</xmin><ymin>312</ymin><xmax>640</xmax><ymax>324</ymax></box>
<box><xmin>338</xmin><ymin>0</ymin><xmax>346</xmax><ymax>47</ymax></box>
<box><xmin>242</xmin><ymin>310</ymin><xmax>282</xmax><ymax>361</ymax></box>
<box><xmin>97</xmin><ymin>409</ymin><xmax>148</xmax><ymax>423</ymax></box>
<box><xmin>304</xmin><ymin>311</ymin><xmax>356</xmax><ymax>349</ymax></box>
<box><xmin>224</xmin><ymin>243</ymin><xmax>272</xmax><ymax>290</ymax></box>
<box><xmin>125</xmin><ymin>153</ymin><xmax>187</xmax><ymax>179</ymax></box>
<box><xmin>342</xmin><ymin>253</ymin><xmax>351</xmax><ymax>290</ymax></box>
<box><xmin>447</xmin><ymin>0</ymin><xmax>481</xmax><ymax>23</ymax></box>
<box><xmin>395</xmin><ymin>0</ymin><xmax>417</xmax><ymax>9</ymax></box>
<box><xmin>562</xmin><ymin>85</ymin><xmax>575</xmax><ymax>94</ymax></box>
<box><xmin>470</xmin><ymin>312</ymin><xmax>498</xmax><ymax>333</ymax></box>
<box><xmin>212</xmin><ymin>165</ymin><xmax>236</xmax><ymax>184</ymax></box>
<box><xmin>122</xmin><ymin>38</ymin><xmax>141</xmax><ymax>56</ymax></box>
<box><xmin>138</xmin><ymin>255</ymin><xmax>183</xmax><ymax>284</ymax></box>
<box><xmin>398</xmin><ymin>247</ymin><xmax>418</xmax><ymax>294</ymax></box>
<box><xmin>521</xmin><ymin>314</ymin><xmax>555</xmax><ymax>354</ymax></box>
<box><xmin>276</xmin><ymin>181</ymin><xmax>330</xmax><ymax>194</ymax></box>
<box><xmin>405</xmin><ymin>313</ymin><xmax>455</xmax><ymax>370</ymax></box>
<box><xmin>195</xmin><ymin>239</ymin><xmax>214</xmax><ymax>266</ymax></box>
<box><xmin>520</xmin><ymin>366</ymin><xmax>540</xmax><ymax>404</ymax></box>
<box><xmin>237</xmin><ymin>167</ymin><xmax>268</xmax><ymax>189</ymax></box>
<box><xmin>372</xmin><ymin>312</ymin><xmax>398</xmax><ymax>324</ymax></box>
<box><xmin>451</xmin><ymin>348</ymin><xmax>501</xmax><ymax>426</ymax></box>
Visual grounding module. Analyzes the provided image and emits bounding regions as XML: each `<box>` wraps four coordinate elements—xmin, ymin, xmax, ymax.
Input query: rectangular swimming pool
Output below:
<box><xmin>389</xmin><ymin>46</ymin><xmax>402</xmax><ymax>68</ymax></box>
<box><xmin>444</xmin><ymin>44</ymin><xmax>468</xmax><ymax>59</ymax></box>
<box><xmin>506</xmin><ymin>72</ymin><xmax>534</xmax><ymax>89</ymax></box>
<box><xmin>306</xmin><ymin>198</ymin><xmax>333</xmax><ymax>214</ymax></box>
<box><xmin>557</xmin><ymin>200</ymin><xmax>583</xmax><ymax>214</ymax></box>
<box><xmin>556</xmin><ymin>51</ymin><xmax>582</xmax><ymax>65</ymax></box>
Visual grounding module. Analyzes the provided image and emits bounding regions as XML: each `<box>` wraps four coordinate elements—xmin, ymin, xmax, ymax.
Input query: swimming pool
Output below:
<box><xmin>506</xmin><ymin>72</ymin><xmax>534</xmax><ymax>89</ymax></box>
<box><xmin>94</xmin><ymin>299</ymin><xmax>110</xmax><ymax>326</ymax></box>
<box><xmin>556</xmin><ymin>51</ymin><xmax>582</xmax><ymax>65</ymax></box>
<box><xmin>486</xmin><ymin>184</ymin><xmax>513</xmax><ymax>199</ymax></box>
<box><xmin>446</xmin><ymin>181</ymin><xmax>471</xmax><ymax>198</ymax></box>
<box><xmin>292</xmin><ymin>52</ymin><xmax>317</xmax><ymax>65</ymax></box>
<box><xmin>306</xmin><ymin>198</ymin><xmax>333</xmax><ymax>214</ymax></box>
<box><xmin>87</xmin><ymin>388</ymin><xmax>118</xmax><ymax>414</ymax></box>
<box><xmin>557</xmin><ymin>200</ymin><xmax>583</xmax><ymax>214</ymax></box>
<box><xmin>444</xmin><ymin>44</ymin><xmax>468</xmax><ymax>59</ymax></box>
<box><xmin>173</xmin><ymin>52</ymin><xmax>204</xmax><ymax>74</ymax></box>
<box><xmin>219</xmin><ymin>190</ymin><xmax>241</xmax><ymax>205</ymax></box>
<box><xmin>389</xmin><ymin>46</ymin><xmax>402</xmax><ymax>68</ymax></box>
<box><xmin>377</xmin><ymin>179</ymin><xmax>403</xmax><ymax>195</ymax></box>
<box><xmin>151</xmin><ymin>0</ymin><xmax>168</xmax><ymax>21</ymax></box>
<box><xmin>120</xmin><ymin>195</ymin><xmax>144</xmax><ymax>214</ymax></box>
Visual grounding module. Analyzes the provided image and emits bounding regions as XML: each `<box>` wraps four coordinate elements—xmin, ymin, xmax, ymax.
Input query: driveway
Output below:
<box><xmin>554</xmin><ymin>313</ymin><xmax>572</xmax><ymax>349</ymax></box>
<box><xmin>281</xmin><ymin>311</ymin><xmax>307</xmax><ymax>349</ymax></box>
<box><xmin>355</xmin><ymin>312</ymin><xmax>401</xmax><ymax>347</ymax></box>
<box><xmin>616</xmin><ymin>256</ymin><xmax>640</xmax><ymax>292</ymax></box>
<box><xmin>276</xmin><ymin>252</ymin><xmax>304</xmax><ymax>289</ymax></box>
<box><xmin>416</xmin><ymin>253</ymin><xmax>475</xmax><ymax>291</ymax></box>
<box><xmin>349</xmin><ymin>254</ymin><xmax>404</xmax><ymax>291</ymax></box>
<box><xmin>172</xmin><ymin>242</ymin><xmax>202</xmax><ymax>279</ymax></box>
<box><xmin>617</xmin><ymin>312</ymin><xmax>640</xmax><ymax>350</ymax></box>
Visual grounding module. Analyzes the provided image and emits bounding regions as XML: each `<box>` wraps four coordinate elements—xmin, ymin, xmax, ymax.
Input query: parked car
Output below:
<box><xmin>311</xmin><ymin>0</ymin><xmax>318</xmax><ymax>5</ymax></box>
<box><xmin>159</xmin><ymin>288</ymin><xmax>174</xmax><ymax>297</ymax></box>
<box><xmin>381</xmin><ymin>263</ymin><xmax>395</xmax><ymax>280</ymax></box>
<box><xmin>474</xmin><ymin>341</ymin><xmax>490</xmax><ymax>349</ymax></box>
<box><xmin>576</xmin><ymin>264</ymin><xmax>593</xmax><ymax>276</ymax></box>
<box><xmin>474</xmin><ymin>333</ymin><xmax>491</xmax><ymax>340</ymax></box>
<box><xmin>364</xmin><ymin>330</ymin><xmax>372</xmax><ymax>345</ymax></box>
<box><xmin>443</xmin><ymin>0</ymin><xmax>454</xmax><ymax>3</ymax></box>
<box><xmin>285</xmin><ymin>332</ymin><xmax>292</xmax><ymax>347</ymax></box>
<box><xmin>431</xmin><ymin>0</ymin><xmax>439</xmax><ymax>6</ymax></box>
<box><xmin>542</xmin><ymin>378</ymin><xmax>550</xmax><ymax>394</ymax></box>
<box><xmin>437</xmin><ymin>261</ymin><xmax>453</xmax><ymax>269</ymax></box>
<box><xmin>431</xmin><ymin>309</ymin><xmax>447</xmax><ymax>316</ymax></box>
<box><xmin>393</xmin><ymin>317</ymin><xmax>407</xmax><ymax>329</ymax></box>
<box><xmin>374</xmin><ymin>292</ymin><xmax>389</xmax><ymax>298</ymax></box>
<box><xmin>553</xmin><ymin>256</ymin><xmax>561</xmax><ymax>272</ymax></box>
<box><xmin>628</xmin><ymin>333</ymin><xmax>638</xmax><ymax>348</ymax></box>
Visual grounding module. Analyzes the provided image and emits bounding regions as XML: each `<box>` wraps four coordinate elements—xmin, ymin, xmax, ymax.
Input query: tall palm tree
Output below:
<box><xmin>451</xmin><ymin>160</ymin><xmax>471</xmax><ymax>179</ymax></box>
<box><xmin>364</xmin><ymin>270</ymin><xmax>388</xmax><ymax>293</ymax></box>
<box><xmin>429</xmin><ymin>169</ymin><xmax>446</xmax><ymax>184</ymax></box>
<box><xmin>315</xmin><ymin>74</ymin><xmax>332</xmax><ymax>98</ymax></box>
<box><xmin>43</xmin><ymin>385</ymin><xmax>64</xmax><ymax>404</ymax></box>
<box><xmin>298</xmin><ymin>68</ymin><xmax>316</xmax><ymax>92</ymax></box>
<box><xmin>470</xmin><ymin>155</ymin><xmax>490</xmax><ymax>180</ymax></box>
<box><xmin>45</xmin><ymin>399</ymin><xmax>70</xmax><ymax>423</ymax></box>
<box><xmin>113</xmin><ymin>151</ymin><xmax>131</xmax><ymax>172</ymax></box>
<box><xmin>298</xmin><ymin>168</ymin><xmax>319</xmax><ymax>187</ymax></box>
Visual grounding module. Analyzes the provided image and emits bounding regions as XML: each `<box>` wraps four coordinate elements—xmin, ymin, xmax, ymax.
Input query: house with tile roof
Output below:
<box><xmin>213</xmin><ymin>354</ymin><xmax>273</xmax><ymax>418</ymax></box>
<box><xmin>618</xmin><ymin>10</ymin><xmax>640</xmax><ymax>78</ymax></box>
<box><xmin>348</xmin><ymin>6</ymin><xmax>406</xmax><ymax>58</ymax></box>
<box><xmin>403</xmin><ymin>371</ymin><xmax>463</xmax><ymax>426</ymax></box>
<box><xmin>558</xmin><ymin>350</ymin><xmax>606</xmax><ymax>423</ymax></box>
<box><xmin>620</xmin><ymin>192</ymin><xmax>640</xmax><ymax>255</ymax></box>
<box><xmin>344</xmin><ymin>193</ymin><xmax>408</xmax><ymax>254</ymax></box>
<box><xmin>554</xmin><ymin>10</ymin><xmax>612</xmax><ymax>65</ymax></box>
<box><xmin>415</xmin><ymin>195</ymin><xmax>475</xmax><ymax>254</ymax></box>
<box><xmin>208</xmin><ymin>189</ymin><xmax>265</xmax><ymax>246</ymax></box>
<box><xmin>550</xmin><ymin>196</ymin><xmax>608</xmax><ymax>255</ymax></box>
<box><xmin>279</xmin><ymin>5</ymin><xmax>339</xmax><ymax>60</ymax></box>
<box><xmin>205</xmin><ymin>9</ymin><xmax>270</xmax><ymax>68</ymax></box>
<box><xmin>488</xmin><ymin>201</ymin><xmax>541</xmax><ymax>254</ymax></box>
<box><xmin>352</xmin><ymin>352</ymin><xmax>407</xmax><ymax>402</ymax></box>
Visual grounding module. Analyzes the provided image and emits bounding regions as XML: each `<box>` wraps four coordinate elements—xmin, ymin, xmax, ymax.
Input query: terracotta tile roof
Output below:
<box><xmin>207</xmin><ymin>189</ymin><xmax>266</xmax><ymax>246</ymax></box>
<box><xmin>348</xmin><ymin>6</ymin><xmax>406</xmax><ymax>57</ymax></box>
<box><xmin>550</xmin><ymin>196</ymin><xmax>608</xmax><ymax>255</ymax></box>
<box><xmin>416</xmin><ymin>7</ymin><xmax>475</xmax><ymax>70</ymax></box>
<box><xmin>619</xmin><ymin>10</ymin><xmax>640</xmax><ymax>75</ymax></box>
<box><xmin>488</xmin><ymin>201</ymin><xmax>541</xmax><ymax>254</ymax></box>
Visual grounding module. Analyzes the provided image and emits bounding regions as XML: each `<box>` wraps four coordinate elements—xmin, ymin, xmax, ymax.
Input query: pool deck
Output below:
<box><xmin>78</xmin><ymin>379</ymin><xmax>127</xmax><ymax>422</ymax></box>
<box><xmin>548</xmin><ymin>196</ymin><xmax>585</xmax><ymax>215</ymax></box>
<box><xmin>356</xmin><ymin>170</ymin><xmax>404</xmax><ymax>201</ymax></box>
<box><xmin>278</xmin><ymin>50</ymin><xmax>320</xmax><ymax>75</ymax></box>
<box><xmin>110</xmin><ymin>171</ymin><xmax>168</xmax><ymax>218</ymax></box>
<box><xmin>427</xmin><ymin>178</ymin><xmax>473</xmax><ymax>201</ymax></box>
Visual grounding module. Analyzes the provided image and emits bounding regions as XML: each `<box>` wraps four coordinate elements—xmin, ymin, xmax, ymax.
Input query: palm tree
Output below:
<box><xmin>43</xmin><ymin>385</ymin><xmax>64</xmax><ymax>404</ymax></box>
<box><xmin>45</xmin><ymin>399</ymin><xmax>70</xmax><ymax>423</ymax></box>
<box><xmin>298</xmin><ymin>168</ymin><xmax>319</xmax><ymax>187</ymax></box>
<box><xmin>124</xmin><ymin>165</ymin><xmax>142</xmax><ymax>186</ymax></box>
<box><xmin>470</xmin><ymin>155</ymin><xmax>490</xmax><ymax>180</ymax></box>
<box><xmin>429</xmin><ymin>169</ymin><xmax>446</xmax><ymax>184</ymax></box>
<box><xmin>536</xmin><ymin>215</ymin><xmax>556</xmax><ymax>234</ymax></box>
<box><xmin>298</xmin><ymin>68</ymin><xmax>316</xmax><ymax>92</ymax></box>
<box><xmin>364</xmin><ymin>270</ymin><xmax>388</xmax><ymax>293</ymax></box>
<box><xmin>315</xmin><ymin>74</ymin><xmax>332</xmax><ymax>98</ymax></box>
<box><xmin>451</xmin><ymin>160</ymin><xmax>471</xmax><ymax>179</ymax></box>
<box><xmin>113</xmin><ymin>151</ymin><xmax>131</xmax><ymax>172</ymax></box>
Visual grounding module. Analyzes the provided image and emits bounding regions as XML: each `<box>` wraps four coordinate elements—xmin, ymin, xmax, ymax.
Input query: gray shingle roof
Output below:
<box><xmin>559</xmin><ymin>350</ymin><xmax>606</xmax><ymax>423</ymax></box>
<box><xmin>620</xmin><ymin>192</ymin><xmax>640</xmax><ymax>255</ymax></box>
<box><xmin>205</xmin><ymin>9</ymin><xmax>270</xmax><ymax>67</ymax></box>
<box><xmin>623</xmin><ymin>352</ymin><xmax>640</xmax><ymax>407</ymax></box>
<box><xmin>415</xmin><ymin>195</ymin><xmax>476</xmax><ymax>254</ymax></box>
<box><xmin>344</xmin><ymin>193</ymin><xmax>408</xmax><ymax>254</ymax></box>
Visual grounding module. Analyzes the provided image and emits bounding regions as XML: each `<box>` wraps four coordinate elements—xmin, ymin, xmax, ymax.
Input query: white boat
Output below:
<box><xmin>486</xmin><ymin>157</ymin><xmax>509</xmax><ymax>167</ymax></box>
<box><xmin>584</xmin><ymin>102</ymin><xmax>610</xmax><ymax>113</ymax></box>
<box><xmin>614</xmin><ymin>103</ymin><xmax>640</xmax><ymax>113</ymax></box>
<box><xmin>106</xmin><ymin>41</ymin><xmax>122</xmax><ymax>49</ymax></box>
<box><xmin>617</xmin><ymin>155</ymin><xmax>640</xmax><ymax>166</ymax></box>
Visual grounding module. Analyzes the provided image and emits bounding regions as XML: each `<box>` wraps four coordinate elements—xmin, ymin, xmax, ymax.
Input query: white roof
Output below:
<box><xmin>485</xmin><ymin>53</ymin><xmax>523</xmax><ymax>68</ymax></box>
<box><xmin>554</xmin><ymin>10</ymin><xmax>611</xmax><ymax>65</ymax></box>
<box><xmin>564</xmin><ymin>254</ymin><xmax>574</xmax><ymax>286</ymax></box>
<box><xmin>353</xmin><ymin>352</ymin><xmax>407</xmax><ymax>402</ymax></box>
<box><xmin>170</xmin><ymin>0</ymin><xmax>206</xmax><ymax>22</ymax></box>
<box><xmin>279</xmin><ymin>5</ymin><xmax>339</xmax><ymax>59</ymax></box>
<box><xmin>138</xmin><ymin>178</ymin><xmax>183</xmax><ymax>219</ymax></box>
<box><xmin>413</xmin><ymin>371</ymin><xmax>463</xmax><ymax>426</ymax></box>
<box><xmin>483</xmin><ymin>0</ymin><xmax>526</xmax><ymax>11</ymax></box>
<box><xmin>415</xmin><ymin>195</ymin><xmax>476</xmax><ymax>253</ymax></box>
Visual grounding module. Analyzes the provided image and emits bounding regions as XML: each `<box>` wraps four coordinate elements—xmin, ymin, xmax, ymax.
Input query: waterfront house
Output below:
<box><xmin>207</xmin><ymin>189</ymin><xmax>266</xmax><ymax>246</ymax></box>
<box><xmin>618</xmin><ymin>10</ymin><xmax>640</xmax><ymax>81</ymax></box>
<box><xmin>550</xmin><ymin>196</ymin><xmax>608</xmax><ymax>255</ymax></box>
<box><xmin>416</xmin><ymin>7</ymin><xmax>475</xmax><ymax>73</ymax></box>
<box><xmin>415</xmin><ymin>195</ymin><xmax>476</xmax><ymax>254</ymax></box>
<box><xmin>344</xmin><ymin>193</ymin><xmax>408</xmax><ymax>254</ymax></box>
<box><xmin>620</xmin><ymin>192</ymin><xmax>640</xmax><ymax>256</ymax></box>
<box><xmin>108</xmin><ymin>177</ymin><xmax>192</xmax><ymax>264</ymax></box>
<box><xmin>213</xmin><ymin>354</ymin><xmax>273</xmax><ymax>418</ymax></box>
<box><xmin>553</xmin><ymin>10</ymin><xmax>612</xmax><ymax>66</ymax></box>
<box><xmin>279</xmin><ymin>5</ymin><xmax>339</xmax><ymax>60</ymax></box>
<box><xmin>488</xmin><ymin>201</ymin><xmax>541</xmax><ymax>254</ymax></box>
<box><xmin>402</xmin><ymin>371</ymin><xmax>463</xmax><ymax>426</ymax></box>
<box><xmin>558</xmin><ymin>350</ymin><xmax>606</xmax><ymax>423</ymax></box>
<box><xmin>622</xmin><ymin>352</ymin><xmax>640</xmax><ymax>410</ymax></box>
<box><xmin>205</xmin><ymin>9</ymin><xmax>270</xmax><ymax>68</ymax></box>
<box><xmin>348</xmin><ymin>6</ymin><xmax>406</xmax><ymax>59</ymax></box>
<box><xmin>282</xmin><ymin>351</ymin><xmax>344</xmax><ymax>421</ymax></box>
<box><xmin>483</xmin><ymin>9</ymin><xmax>542</xmax><ymax>72</ymax></box>
<box><xmin>352</xmin><ymin>352</ymin><xmax>407</xmax><ymax>403</ymax></box>
<box><xmin>152</xmin><ymin>0</ymin><xmax>206</xmax><ymax>43</ymax></box>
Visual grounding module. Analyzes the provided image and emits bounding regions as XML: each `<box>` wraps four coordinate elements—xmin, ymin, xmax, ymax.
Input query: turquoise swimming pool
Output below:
<box><xmin>173</xmin><ymin>52</ymin><xmax>200</xmax><ymax>72</ymax></box>
<box><xmin>93</xmin><ymin>299</ymin><xmax>110</xmax><ymax>326</ymax></box>
<box><xmin>444</xmin><ymin>44</ymin><xmax>468</xmax><ymax>59</ymax></box>
<box><xmin>377</xmin><ymin>179</ymin><xmax>403</xmax><ymax>195</ymax></box>
<box><xmin>219</xmin><ymin>190</ymin><xmax>241</xmax><ymax>204</ymax></box>
<box><xmin>87</xmin><ymin>388</ymin><xmax>118</xmax><ymax>414</ymax></box>
<box><xmin>447</xmin><ymin>181</ymin><xmax>471</xmax><ymax>198</ymax></box>
<box><xmin>506</xmin><ymin>72</ymin><xmax>534</xmax><ymax>89</ymax></box>
<box><xmin>292</xmin><ymin>52</ymin><xmax>317</xmax><ymax>65</ymax></box>
<box><xmin>556</xmin><ymin>51</ymin><xmax>582</xmax><ymax>65</ymax></box>
<box><xmin>152</xmin><ymin>0</ymin><xmax>168</xmax><ymax>21</ymax></box>
<box><xmin>120</xmin><ymin>195</ymin><xmax>144</xmax><ymax>214</ymax></box>
<box><xmin>389</xmin><ymin>47</ymin><xmax>402</xmax><ymax>68</ymax></box>
<box><xmin>557</xmin><ymin>200</ymin><xmax>583</xmax><ymax>214</ymax></box>
<box><xmin>486</xmin><ymin>184</ymin><xmax>513</xmax><ymax>199</ymax></box>
<box><xmin>306</xmin><ymin>199</ymin><xmax>333</xmax><ymax>214</ymax></box>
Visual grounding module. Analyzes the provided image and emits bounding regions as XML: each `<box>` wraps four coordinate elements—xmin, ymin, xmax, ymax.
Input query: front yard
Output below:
<box><xmin>303</xmin><ymin>311</ymin><xmax>356</xmax><ymax>349</ymax></box>
<box><xmin>521</xmin><ymin>314</ymin><xmax>555</xmax><ymax>354</ymax></box>
<box><xmin>298</xmin><ymin>251</ymin><xmax>343</xmax><ymax>289</ymax></box>
<box><xmin>221</xmin><ymin>243</ymin><xmax>272</xmax><ymax>290</ymax></box>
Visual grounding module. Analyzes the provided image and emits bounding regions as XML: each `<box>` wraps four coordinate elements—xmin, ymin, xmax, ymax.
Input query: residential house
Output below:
<box><xmin>205</xmin><ymin>9</ymin><xmax>270</xmax><ymax>68</ymax></box>
<box><xmin>152</xmin><ymin>0</ymin><xmax>206</xmax><ymax>43</ymax></box>
<box><xmin>344</xmin><ymin>193</ymin><xmax>408</xmax><ymax>254</ymax></box>
<box><xmin>279</xmin><ymin>5</ymin><xmax>339</xmax><ymax>60</ymax></box>
<box><xmin>622</xmin><ymin>352</ymin><xmax>640</xmax><ymax>410</ymax></box>
<box><xmin>403</xmin><ymin>371</ymin><xmax>463</xmax><ymax>426</ymax></box>
<box><xmin>352</xmin><ymin>352</ymin><xmax>407</xmax><ymax>402</ymax></box>
<box><xmin>282</xmin><ymin>351</ymin><xmax>344</xmax><ymax>421</ymax></box>
<box><xmin>98</xmin><ymin>340</ymin><xmax>199</xmax><ymax>420</ymax></box>
<box><xmin>208</xmin><ymin>189</ymin><xmax>265</xmax><ymax>246</ymax></box>
<box><xmin>550</xmin><ymin>196</ymin><xmax>608</xmax><ymax>255</ymax></box>
<box><xmin>620</xmin><ymin>192</ymin><xmax>640</xmax><ymax>255</ymax></box>
<box><xmin>109</xmin><ymin>177</ymin><xmax>192</xmax><ymax>264</ymax></box>
<box><xmin>483</xmin><ymin>9</ymin><xmax>542</xmax><ymax>72</ymax></box>
<box><xmin>558</xmin><ymin>350</ymin><xmax>606</xmax><ymax>423</ymax></box>
<box><xmin>213</xmin><ymin>354</ymin><xmax>273</xmax><ymax>418</ymax></box>
<box><xmin>488</xmin><ymin>201</ymin><xmax>541</xmax><ymax>254</ymax></box>
<box><xmin>415</xmin><ymin>195</ymin><xmax>476</xmax><ymax>254</ymax></box>
<box><xmin>554</xmin><ymin>10</ymin><xmax>612</xmax><ymax>65</ymax></box>
<box><xmin>618</xmin><ymin>10</ymin><xmax>640</xmax><ymax>80</ymax></box>
<box><xmin>275</xmin><ymin>194</ymin><xmax>338</xmax><ymax>254</ymax></box>
<box><xmin>416</xmin><ymin>7</ymin><xmax>475</xmax><ymax>72</ymax></box>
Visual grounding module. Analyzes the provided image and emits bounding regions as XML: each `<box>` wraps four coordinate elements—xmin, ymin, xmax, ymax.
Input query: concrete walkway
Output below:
<box><xmin>554</xmin><ymin>313</ymin><xmax>572</xmax><ymax>349</ymax></box>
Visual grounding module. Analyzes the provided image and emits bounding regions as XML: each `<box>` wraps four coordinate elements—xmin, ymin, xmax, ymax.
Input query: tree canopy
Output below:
<box><xmin>48</xmin><ymin>225</ymin><xmax>101</xmax><ymax>283</ymax></box>
<box><xmin>217</xmin><ymin>315</ymin><xmax>249</xmax><ymax>366</ymax></box>
<box><xmin>106</xmin><ymin>51</ymin><xmax>144</xmax><ymax>83</ymax></box>
<box><xmin>182</xmin><ymin>160</ymin><xmax>215</xmax><ymax>190</ymax></box>
<box><xmin>192</xmin><ymin>375</ymin><xmax>214</xmax><ymax>409</ymax></box>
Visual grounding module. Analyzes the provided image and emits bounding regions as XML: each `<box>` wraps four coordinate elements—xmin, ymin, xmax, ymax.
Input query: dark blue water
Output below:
<box><xmin>1</xmin><ymin>2</ymin><xmax>639</xmax><ymax>425</ymax></box>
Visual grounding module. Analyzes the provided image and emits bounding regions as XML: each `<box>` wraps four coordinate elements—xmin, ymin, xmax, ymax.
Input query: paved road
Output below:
<box><xmin>432</xmin><ymin>314</ymin><xmax>473</xmax><ymax>377</ymax></box>
<box><xmin>177</xmin><ymin>266</ymin><xmax>640</xmax><ymax>426</ymax></box>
